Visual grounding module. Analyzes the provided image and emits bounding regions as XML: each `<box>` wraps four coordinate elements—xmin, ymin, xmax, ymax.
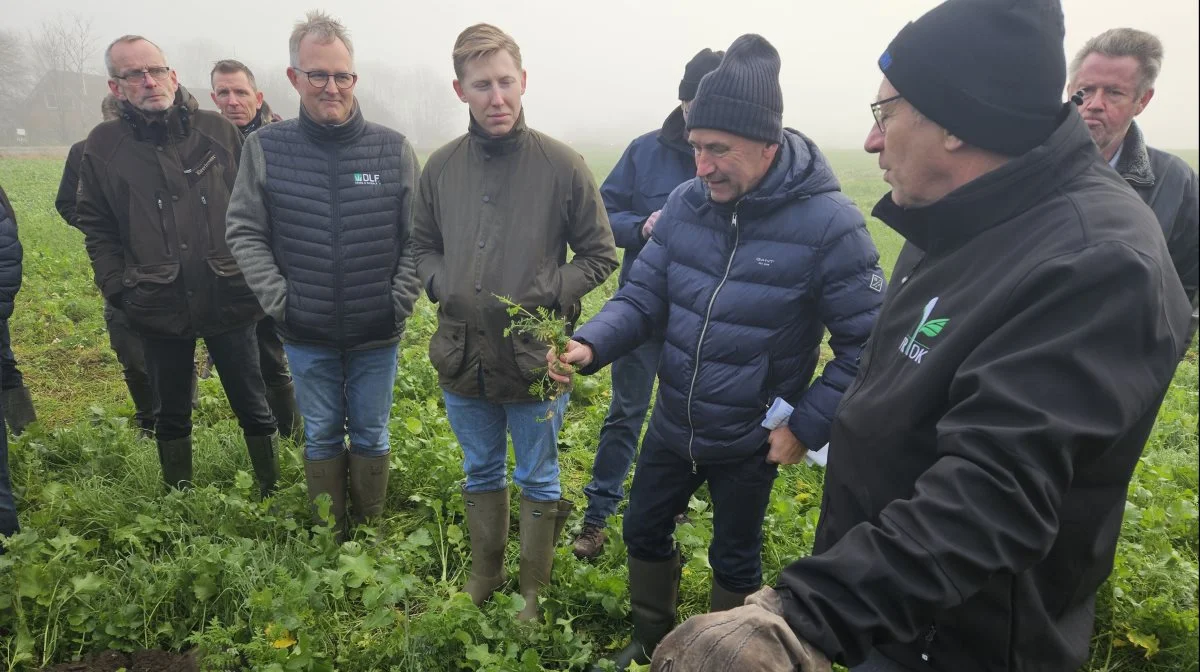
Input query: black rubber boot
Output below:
<box><xmin>553</xmin><ymin>498</ymin><xmax>575</xmax><ymax>541</ymax></box>
<box><xmin>245</xmin><ymin>433</ymin><xmax>280</xmax><ymax>497</ymax></box>
<box><xmin>709</xmin><ymin>580</ymin><xmax>754</xmax><ymax>612</ymax></box>
<box><xmin>601</xmin><ymin>551</ymin><xmax>681</xmax><ymax>671</ymax></box>
<box><xmin>517</xmin><ymin>496</ymin><xmax>559</xmax><ymax>621</ymax></box>
<box><xmin>462</xmin><ymin>486</ymin><xmax>510</xmax><ymax>606</ymax></box>
<box><xmin>304</xmin><ymin>450</ymin><xmax>348</xmax><ymax>540</ymax></box>
<box><xmin>1</xmin><ymin>386</ymin><xmax>36</xmax><ymax>435</ymax></box>
<box><xmin>156</xmin><ymin>436</ymin><xmax>193</xmax><ymax>490</ymax></box>
<box><xmin>348</xmin><ymin>452</ymin><xmax>389</xmax><ymax>524</ymax></box>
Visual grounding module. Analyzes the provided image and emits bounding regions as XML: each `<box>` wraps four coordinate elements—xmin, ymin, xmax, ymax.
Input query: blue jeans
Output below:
<box><xmin>285</xmin><ymin>343</ymin><xmax>399</xmax><ymax>461</ymax></box>
<box><xmin>0</xmin><ymin>362</ymin><xmax>17</xmax><ymax>544</ymax></box>
<box><xmin>583</xmin><ymin>339</ymin><xmax>662</xmax><ymax>526</ymax></box>
<box><xmin>442</xmin><ymin>389</ymin><xmax>568</xmax><ymax>502</ymax></box>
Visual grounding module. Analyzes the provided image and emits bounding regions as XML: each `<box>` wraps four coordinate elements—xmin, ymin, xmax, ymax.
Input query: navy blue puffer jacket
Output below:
<box><xmin>601</xmin><ymin>107</ymin><xmax>697</xmax><ymax>286</ymax></box>
<box><xmin>574</xmin><ymin>130</ymin><xmax>884</xmax><ymax>465</ymax></box>
<box><xmin>0</xmin><ymin>184</ymin><xmax>22</xmax><ymax>321</ymax></box>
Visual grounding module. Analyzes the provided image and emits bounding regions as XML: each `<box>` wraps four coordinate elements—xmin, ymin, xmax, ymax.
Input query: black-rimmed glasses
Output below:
<box><xmin>114</xmin><ymin>67</ymin><xmax>172</xmax><ymax>83</ymax></box>
<box><xmin>294</xmin><ymin>68</ymin><xmax>357</xmax><ymax>90</ymax></box>
<box><xmin>870</xmin><ymin>94</ymin><xmax>903</xmax><ymax>134</ymax></box>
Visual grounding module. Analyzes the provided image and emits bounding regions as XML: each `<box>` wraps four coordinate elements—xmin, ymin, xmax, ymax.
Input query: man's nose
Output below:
<box><xmin>864</xmin><ymin>123</ymin><xmax>884</xmax><ymax>154</ymax></box>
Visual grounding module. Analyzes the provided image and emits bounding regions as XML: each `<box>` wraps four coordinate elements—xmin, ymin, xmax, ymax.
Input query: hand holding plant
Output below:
<box><xmin>496</xmin><ymin>294</ymin><xmax>578</xmax><ymax>401</ymax></box>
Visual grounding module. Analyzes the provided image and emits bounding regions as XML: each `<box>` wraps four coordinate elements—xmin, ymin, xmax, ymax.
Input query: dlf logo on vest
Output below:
<box><xmin>354</xmin><ymin>173</ymin><xmax>381</xmax><ymax>185</ymax></box>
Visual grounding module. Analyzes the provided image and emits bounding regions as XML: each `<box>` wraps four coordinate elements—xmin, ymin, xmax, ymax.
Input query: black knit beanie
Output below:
<box><xmin>880</xmin><ymin>0</ymin><xmax>1066</xmax><ymax>156</ymax></box>
<box><xmin>686</xmin><ymin>34</ymin><xmax>783</xmax><ymax>144</ymax></box>
<box><xmin>679</xmin><ymin>48</ymin><xmax>723</xmax><ymax>102</ymax></box>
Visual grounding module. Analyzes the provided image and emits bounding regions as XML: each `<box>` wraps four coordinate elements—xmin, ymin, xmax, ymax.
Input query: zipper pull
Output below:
<box><xmin>691</xmin><ymin>461</ymin><xmax>697</xmax><ymax>475</ymax></box>
<box><xmin>731</xmin><ymin>211</ymin><xmax>739</xmax><ymax>229</ymax></box>
<box><xmin>157</xmin><ymin>198</ymin><xmax>163</xmax><ymax>210</ymax></box>
<box><xmin>201</xmin><ymin>195</ymin><xmax>207</xmax><ymax>206</ymax></box>
<box><xmin>921</xmin><ymin>626</ymin><xmax>937</xmax><ymax>662</ymax></box>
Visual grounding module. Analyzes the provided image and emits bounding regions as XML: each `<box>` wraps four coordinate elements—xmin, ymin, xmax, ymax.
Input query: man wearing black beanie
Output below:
<box><xmin>651</xmin><ymin>1</ymin><xmax>1191</xmax><ymax>671</ymax></box>
<box><xmin>551</xmin><ymin>33</ymin><xmax>884</xmax><ymax>670</ymax></box>
<box><xmin>573</xmin><ymin>47</ymin><xmax>722</xmax><ymax>561</ymax></box>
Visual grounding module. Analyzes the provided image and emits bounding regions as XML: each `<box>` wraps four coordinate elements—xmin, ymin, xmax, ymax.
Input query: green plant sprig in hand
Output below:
<box><xmin>495</xmin><ymin>295</ymin><xmax>575</xmax><ymax>412</ymax></box>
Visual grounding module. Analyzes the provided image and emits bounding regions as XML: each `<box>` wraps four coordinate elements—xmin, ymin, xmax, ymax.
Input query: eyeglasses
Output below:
<box><xmin>294</xmin><ymin>68</ymin><xmax>357</xmax><ymax>90</ymax></box>
<box><xmin>870</xmin><ymin>94</ymin><xmax>903</xmax><ymax>134</ymax></box>
<box><xmin>114</xmin><ymin>67</ymin><xmax>172</xmax><ymax>83</ymax></box>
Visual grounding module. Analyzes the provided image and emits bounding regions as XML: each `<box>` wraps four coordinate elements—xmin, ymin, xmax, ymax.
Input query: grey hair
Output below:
<box><xmin>289</xmin><ymin>10</ymin><xmax>354</xmax><ymax>68</ymax></box>
<box><xmin>103</xmin><ymin>35</ymin><xmax>167</xmax><ymax>77</ymax></box>
<box><xmin>1069</xmin><ymin>28</ymin><xmax>1164</xmax><ymax>96</ymax></box>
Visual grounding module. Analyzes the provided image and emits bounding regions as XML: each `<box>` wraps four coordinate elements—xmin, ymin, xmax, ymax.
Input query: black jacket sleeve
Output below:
<box><xmin>0</xmin><ymin>184</ymin><xmax>24</xmax><ymax>320</ymax></box>
<box><xmin>56</xmin><ymin>141</ymin><xmax>85</xmax><ymax>230</ymax></box>
<box><xmin>1164</xmin><ymin>165</ymin><xmax>1199</xmax><ymax>342</ymax></box>
<box><xmin>773</xmin><ymin>241</ymin><xmax>1186</xmax><ymax>665</ymax></box>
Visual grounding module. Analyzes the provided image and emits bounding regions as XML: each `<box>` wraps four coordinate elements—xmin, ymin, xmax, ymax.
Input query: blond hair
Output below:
<box><xmin>452</xmin><ymin>23</ymin><xmax>522</xmax><ymax>80</ymax></box>
<box><xmin>289</xmin><ymin>10</ymin><xmax>354</xmax><ymax>68</ymax></box>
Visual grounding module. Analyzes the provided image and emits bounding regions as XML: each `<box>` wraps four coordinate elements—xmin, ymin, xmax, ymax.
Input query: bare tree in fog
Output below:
<box><xmin>25</xmin><ymin>15</ymin><xmax>100</xmax><ymax>143</ymax></box>
<box><xmin>29</xmin><ymin>15</ymin><xmax>98</xmax><ymax>78</ymax></box>
<box><xmin>0</xmin><ymin>30</ymin><xmax>35</xmax><ymax>141</ymax></box>
<box><xmin>358</xmin><ymin>62</ymin><xmax>460</xmax><ymax>150</ymax></box>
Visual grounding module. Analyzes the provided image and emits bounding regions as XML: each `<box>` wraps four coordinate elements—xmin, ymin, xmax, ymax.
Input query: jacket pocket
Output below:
<box><xmin>207</xmin><ymin>255</ymin><xmax>261</xmax><ymax>326</ymax></box>
<box><xmin>206</xmin><ymin>256</ymin><xmax>255</xmax><ymax>300</ymax></box>
<box><xmin>429</xmin><ymin>315</ymin><xmax>468</xmax><ymax>378</ymax></box>
<box><xmin>511</xmin><ymin>332</ymin><xmax>550</xmax><ymax>384</ymax></box>
<box><xmin>121</xmin><ymin>263</ymin><xmax>181</xmax><ymax>331</ymax></box>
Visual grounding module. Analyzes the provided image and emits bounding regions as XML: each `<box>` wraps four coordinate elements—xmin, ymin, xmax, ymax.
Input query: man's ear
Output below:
<box><xmin>286</xmin><ymin>67</ymin><xmax>302</xmax><ymax>95</ymax></box>
<box><xmin>763</xmin><ymin>142</ymin><xmax>780</xmax><ymax>161</ymax></box>
<box><xmin>942</xmin><ymin>129</ymin><xmax>965</xmax><ymax>152</ymax></box>
<box><xmin>452</xmin><ymin>79</ymin><xmax>467</xmax><ymax>103</ymax></box>
<box><xmin>255</xmin><ymin>90</ymin><xmax>264</xmax><ymax>109</ymax></box>
<box><xmin>1133</xmin><ymin>87</ymin><xmax>1154</xmax><ymax>117</ymax></box>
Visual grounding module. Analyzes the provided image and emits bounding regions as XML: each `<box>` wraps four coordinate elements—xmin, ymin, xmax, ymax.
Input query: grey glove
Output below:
<box><xmin>651</xmin><ymin>586</ymin><xmax>833</xmax><ymax>672</ymax></box>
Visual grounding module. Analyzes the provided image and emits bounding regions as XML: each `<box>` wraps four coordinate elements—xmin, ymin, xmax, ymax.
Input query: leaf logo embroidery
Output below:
<box><xmin>919</xmin><ymin>318</ymin><xmax>949</xmax><ymax>338</ymax></box>
<box><xmin>899</xmin><ymin>297</ymin><xmax>949</xmax><ymax>365</ymax></box>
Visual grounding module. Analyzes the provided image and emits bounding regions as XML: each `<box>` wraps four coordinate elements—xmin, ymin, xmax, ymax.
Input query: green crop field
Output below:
<box><xmin>0</xmin><ymin>150</ymin><xmax>1195</xmax><ymax>671</ymax></box>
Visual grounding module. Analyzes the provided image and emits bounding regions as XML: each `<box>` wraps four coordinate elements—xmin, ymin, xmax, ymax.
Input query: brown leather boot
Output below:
<box><xmin>573</xmin><ymin>523</ymin><xmax>607</xmax><ymax>559</ymax></box>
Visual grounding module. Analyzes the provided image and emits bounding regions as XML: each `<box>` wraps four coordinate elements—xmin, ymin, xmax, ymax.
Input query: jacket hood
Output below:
<box><xmin>119</xmin><ymin>85</ymin><xmax>200</xmax><ymax>141</ymax></box>
<box><xmin>682</xmin><ymin>128</ymin><xmax>843</xmax><ymax>219</ymax></box>
<box><xmin>657</xmin><ymin>106</ymin><xmax>693</xmax><ymax>157</ymax></box>
<box><xmin>1114</xmin><ymin>120</ymin><xmax>1155</xmax><ymax>188</ymax></box>
<box><xmin>873</xmin><ymin>104</ymin><xmax>1102</xmax><ymax>255</ymax></box>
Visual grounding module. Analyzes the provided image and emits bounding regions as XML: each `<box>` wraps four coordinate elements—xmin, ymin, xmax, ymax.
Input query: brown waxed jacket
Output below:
<box><xmin>76</xmin><ymin>86</ymin><xmax>262</xmax><ymax>339</ymax></box>
<box><xmin>410</xmin><ymin>113</ymin><xmax>618</xmax><ymax>403</ymax></box>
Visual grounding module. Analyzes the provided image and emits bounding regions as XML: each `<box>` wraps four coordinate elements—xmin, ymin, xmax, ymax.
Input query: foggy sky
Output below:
<box><xmin>9</xmin><ymin>0</ymin><xmax>1199</xmax><ymax>149</ymax></box>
